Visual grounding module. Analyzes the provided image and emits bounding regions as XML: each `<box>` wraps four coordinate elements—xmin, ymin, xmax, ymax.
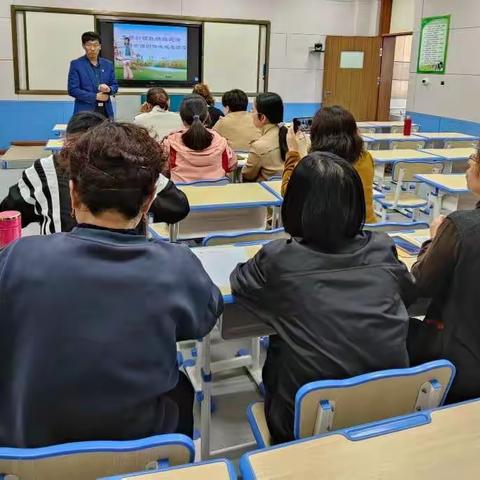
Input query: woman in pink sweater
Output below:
<box><xmin>162</xmin><ymin>94</ymin><xmax>237</xmax><ymax>183</ymax></box>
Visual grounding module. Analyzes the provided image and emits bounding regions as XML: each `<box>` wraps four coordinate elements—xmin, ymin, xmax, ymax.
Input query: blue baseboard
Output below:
<box><xmin>407</xmin><ymin>111</ymin><xmax>480</xmax><ymax>137</ymax></box>
<box><xmin>0</xmin><ymin>100</ymin><xmax>322</xmax><ymax>149</ymax></box>
<box><xmin>4</xmin><ymin>100</ymin><xmax>477</xmax><ymax>151</ymax></box>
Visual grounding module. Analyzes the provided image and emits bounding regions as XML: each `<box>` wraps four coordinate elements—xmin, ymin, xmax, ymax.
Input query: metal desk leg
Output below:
<box><xmin>432</xmin><ymin>189</ymin><xmax>443</xmax><ymax>218</ymax></box>
<box><xmin>200</xmin><ymin>331</ymin><xmax>212</xmax><ymax>460</ymax></box>
<box><xmin>246</xmin><ymin>337</ymin><xmax>262</xmax><ymax>386</ymax></box>
<box><xmin>169</xmin><ymin>223</ymin><xmax>179</xmax><ymax>242</ymax></box>
<box><xmin>374</xmin><ymin>163</ymin><xmax>386</xmax><ymax>190</ymax></box>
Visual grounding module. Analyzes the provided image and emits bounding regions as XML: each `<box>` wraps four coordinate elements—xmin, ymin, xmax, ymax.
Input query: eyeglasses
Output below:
<box><xmin>84</xmin><ymin>42</ymin><xmax>101</xmax><ymax>50</ymax></box>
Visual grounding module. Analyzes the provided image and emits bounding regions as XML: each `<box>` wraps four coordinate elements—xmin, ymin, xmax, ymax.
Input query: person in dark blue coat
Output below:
<box><xmin>0</xmin><ymin>122</ymin><xmax>222</xmax><ymax>447</ymax></box>
<box><xmin>68</xmin><ymin>31</ymin><xmax>118</xmax><ymax>119</ymax></box>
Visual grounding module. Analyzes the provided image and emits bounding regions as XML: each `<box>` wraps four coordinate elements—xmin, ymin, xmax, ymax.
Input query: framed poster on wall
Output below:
<box><xmin>417</xmin><ymin>15</ymin><xmax>450</xmax><ymax>74</ymax></box>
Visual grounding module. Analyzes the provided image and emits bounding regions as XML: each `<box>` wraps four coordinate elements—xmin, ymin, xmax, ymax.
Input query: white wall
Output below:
<box><xmin>0</xmin><ymin>0</ymin><xmax>380</xmax><ymax>105</ymax></box>
<box><xmin>390</xmin><ymin>0</ymin><xmax>415</xmax><ymax>33</ymax></box>
<box><xmin>407</xmin><ymin>0</ymin><xmax>480</xmax><ymax>124</ymax></box>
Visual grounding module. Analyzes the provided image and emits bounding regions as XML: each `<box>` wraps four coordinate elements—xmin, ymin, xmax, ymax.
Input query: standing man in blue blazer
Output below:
<box><xmin>68</xmin><ymin>31</ymin><xmax>118</xmax><ymax>119</ymax></box>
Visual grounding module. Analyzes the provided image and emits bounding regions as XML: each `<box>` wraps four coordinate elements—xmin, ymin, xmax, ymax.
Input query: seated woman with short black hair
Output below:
<box><xmin>0</xmin><ymin>122</ymin><xmax>222</xmax><ymax>447</ymax></box>
<box><xmin>231</xmin><ymin>152</ymin><xmax>415</xmax><ymax>444</ymax></box>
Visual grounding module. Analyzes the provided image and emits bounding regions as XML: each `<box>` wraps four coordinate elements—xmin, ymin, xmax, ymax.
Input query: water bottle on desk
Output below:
<box><xmin>403</xmin><ymin>116</ymin><xmax>412</xmax><ymax>136</ymax></box>
<box><xmin>0</xmin><ymin>211</ymin><xmax>21</xmax><ymax>248</ymax></box>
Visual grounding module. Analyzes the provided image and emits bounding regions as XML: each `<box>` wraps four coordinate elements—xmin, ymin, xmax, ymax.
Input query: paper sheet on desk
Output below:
<box><xmin>192</xmin><ymin>247</ymin><xmax>249</xmax><ymax>287</ymax></box>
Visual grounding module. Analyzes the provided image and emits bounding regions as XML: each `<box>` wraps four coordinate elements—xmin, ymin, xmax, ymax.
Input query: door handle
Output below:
<box><xmin>324</xmin><ymin>90</ymin><xmax>332</xmax><ymax>95</ymax></box>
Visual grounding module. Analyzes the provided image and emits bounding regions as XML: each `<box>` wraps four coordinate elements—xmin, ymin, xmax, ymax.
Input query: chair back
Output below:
<box><xmin>390</xmin><ymin>140</ymin><xmax>426</xmax><ymax>150</ymax></box>
<box><xmin>202</xmin><ymin>228</ymin><xmax>287</xmax><ymax>246</ymax></box>
<box><xmin>176</xmin><ymin>177</ymin><xmax>231</xmax><ymax>187</ymax></box>
<box><xmin>358</xmin><ymin>127</ymin><xmax>376</xmax><ymax>134</ymax></box>
<box><xmin>294</xmin><ymin>360</ymin><xmax>455</xmax><ymax>439</ymax></box>
<box><xmin>0</xmin><ymin>434</ymin><xmax>194</xmax><ymax>480</ymax></box>
<box><xmin>365</xmin><ymin>221</ymin><xmax>429</xmax><ymax>232</ymax></box>
<box><xmin>444</xmin><ymin>140</ymin><xmax>478</xmax><ymax>149</ymax></box>
<box><xmin>391</xmin><ymin>160</ymin><xmax>445</xmax><ymax>183</ymax></box>
<box><xmin>390</xmin><ymin>125</ymin><xmax>420</xmax><ymax>134</ymax></box>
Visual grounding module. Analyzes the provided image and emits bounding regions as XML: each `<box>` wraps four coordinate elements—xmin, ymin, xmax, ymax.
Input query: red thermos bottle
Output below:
<box><xmin>403</xmin><ymin>116</ymin><xmax>412</xmax><ymax>136</ymax></box>
<box><xmin>0</xmin><ymin>211</ymin><xmax>21</xmax><ymax>248</ymax></box>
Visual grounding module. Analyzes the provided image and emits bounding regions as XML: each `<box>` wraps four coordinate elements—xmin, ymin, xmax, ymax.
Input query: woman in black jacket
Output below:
<box><xmin>409</xmin><ymin>149</ymin><xmax>480</xmax><ymax>404</ymax></box>
<box><xmin>231</xmin><ymin>151</ymin><xmax>416</xmax><ymax>444</ymax></box>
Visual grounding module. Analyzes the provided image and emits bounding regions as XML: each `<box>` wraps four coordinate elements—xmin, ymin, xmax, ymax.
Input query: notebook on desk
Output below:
<box><xmin>391</xmin><ymin>236</ymin><xmax>421</xmax><ymax>255</ymax></box>
<box><xmin>395</xmin><ymin>233</ymin><xmax>430</xmax><ymax>248</ymax></box>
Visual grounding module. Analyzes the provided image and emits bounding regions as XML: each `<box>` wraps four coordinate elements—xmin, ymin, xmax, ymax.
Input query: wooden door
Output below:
<box><xmin>322</xmin><ymin>36</ymin><xmax>382</xmax><ymax>121</ymax></box>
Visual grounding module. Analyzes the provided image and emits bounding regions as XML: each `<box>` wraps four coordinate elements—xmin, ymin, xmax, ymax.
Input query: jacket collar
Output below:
<box><xmin>70</xmin><ymin>225</ymin><xmax>148</xmax><ymax>245</ymax></box>
<box><xmin>260</xmin><ymin>123</ymin><xmax>278</xmax><ymax>136</ymax></box>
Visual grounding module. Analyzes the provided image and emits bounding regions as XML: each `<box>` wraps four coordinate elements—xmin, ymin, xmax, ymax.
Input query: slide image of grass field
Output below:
<box><xmin>115</xmin><ymin>66</ymin><xmax>187</xmax><ymax>81</ymax></box>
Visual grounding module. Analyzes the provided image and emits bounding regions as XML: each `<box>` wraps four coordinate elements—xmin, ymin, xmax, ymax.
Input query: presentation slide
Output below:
<box><xmin>113</xmin><ymin>23</ymin><xmax>188</xmax><ymax>82</ymax></box>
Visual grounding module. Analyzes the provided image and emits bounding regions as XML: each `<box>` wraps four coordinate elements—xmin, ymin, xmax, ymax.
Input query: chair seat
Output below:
<box><xmin>379</xmin><ymin>192</ymin><xmax>428</xmax><ymax>208</ymax></box>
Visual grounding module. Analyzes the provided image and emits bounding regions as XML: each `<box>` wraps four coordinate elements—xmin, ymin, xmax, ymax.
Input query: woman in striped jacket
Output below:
<box><xmin>0</xmin><ymin>112</ymin><xmax>189</xmax><ymax>234</ymax></box>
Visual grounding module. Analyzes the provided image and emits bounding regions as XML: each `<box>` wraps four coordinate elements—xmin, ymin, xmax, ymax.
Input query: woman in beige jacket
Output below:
<box><xmin>213</xmin><ymin>89</ymin><xmax>260</xmax><ymax>151</ymax></box>
<box><xmin>242</xmin><ymin>92</ymin><xmax>288</xmax><ymax>182</ymax></box>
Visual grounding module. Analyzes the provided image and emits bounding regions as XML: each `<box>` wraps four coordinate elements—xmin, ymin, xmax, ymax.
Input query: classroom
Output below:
<box><xmin>0</xmin><ymin>0</ymin><xmax>479</xmax><ymax>478</ymax></box>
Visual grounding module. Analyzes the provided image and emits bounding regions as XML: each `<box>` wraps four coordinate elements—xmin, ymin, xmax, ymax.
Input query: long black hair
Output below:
<box><xmin>310</xmin><ymin>105</ymin><xmax>364</xmax><ymax>164</ymax></box>
<box><xmin>255</xmin><ymin>92</ymin><xmax>287</xmax><ymax>161</ymax></box>
<box><xmin>282</xmin><ymin>151</ymin><xmax>365</xmax><ymax>251</ymax></box>
<box><xmin>180</xmin><ymin>94</ymin><xmax>213</xmax><ymax>151</ymax></box>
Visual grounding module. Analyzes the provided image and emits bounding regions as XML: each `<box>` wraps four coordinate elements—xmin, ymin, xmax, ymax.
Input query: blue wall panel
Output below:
<box><xmin>0</xmin><ymin>100</ymin><xmax>323</xmax><ymax>149</ymax></box>
<box><xmin>407</xmin><ymin>111</ymin><xmax>480</xmax><ymax>136</ymax></box>
<box><xmin>2</xmin><ymin>100</ymin><xmax>477</xmax><ymax>150</ymax></box>
<box><xmin>0</xmin><ymin>100</ymin><xmax>74</xmax><ymax>148</ymax></box>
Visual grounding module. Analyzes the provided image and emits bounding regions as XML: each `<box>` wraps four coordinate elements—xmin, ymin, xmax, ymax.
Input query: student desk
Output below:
<box><xmin>370</xmin><ymin>149</ymin><xmax>443</xmax><ymax>186</ymax></box>
<box><xmin>362</xmin><ymin>133</ymin><xmax>424</xmax><ymax>150</ymax></box>
<box><xmin>415</xmin><ymin>132</ymin><xmax>478</xmax><ymax>148</ymax></box>
<box><xmin>389</xmin><ymin>229</ymin><xmax>429</xmax><ymax>270</ymax></box>
<box><xmin>189</xmin><ymin>244</ymin><xmax>264</xmax><ymax>460</ymax></box>
<box><xmin>150</xmin><ymin>183</ymin><xmax>282</xmax><ymax>241</ymax></box>
<box><xmin>261</xmin><ymin>180</ymin><xmax>385</xmax><ymax>202</ymax></box>
<box><xmin>361</xmin><ymin>136</ymin><xmax>375</xmax><ymax>148</ymax></box>
<box><xmin>364</xmin><ymin>120</ymin><xmax>419</xmax><ymax>132</ymax></box>
<box><xmin>44</xmin><ymin>139</ymin><xmax>64</xmax><ymax>152</ymax></box>
<box><xmin>100</xmin><ymin>459</ymin><xmax>236</xmax><ymax>480</ymax></box>
<box><xmin>0</xmin><ymin>145</ymin><xmax>47</xmax><ymax>169</ymax></box>
<box><xmin>52</xmin><ymin>123</ymin><xmax>67</xmax><ymax>136</ymax></box>
<box><xmin>240</xmin><ymin>398</ymin><xmax>480</xmax><ymax>480</ymax></box>
<box><xmin>415</xmin><ymin>173</ymin><xmax>473</xmax><ymax>218</ymax></box>
<box><xmin>420</xmin><ymin>147</ymin><xmax>476</xmax><ymax>173</ymax></box>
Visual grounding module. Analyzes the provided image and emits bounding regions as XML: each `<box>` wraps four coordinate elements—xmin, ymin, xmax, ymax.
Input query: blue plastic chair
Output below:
<box><xmin>240</xmin><ymin>397</ymin><xmax>480</xmax><ymax>480</ymax></box>
<box><xmin>247</xmin><ymin>360</ymin><xmax>455</xmax><ymax>448</ymax></box>
<box><xmin>0</xmin><ymin>434</ymin><xmax>194</xmax><ymax>480</ymax></box>
<box><xmin>364</xmin><ymin>221</ymin><xmax>429</xmax><ymax>232</ymax></box>
<box><xmin>100</xmin><ymin>458</ymin><xmax>237</xmax><ymax>479</ymax></box>
<box><xmin>202</xmin><ymin>228</ymin><xmax>287</xmax><ymax>246</ymax></box>
<box><xmin>176</xmin><ymin>177</ymin><xmax>231</xmax><ymax>187</ymax></box>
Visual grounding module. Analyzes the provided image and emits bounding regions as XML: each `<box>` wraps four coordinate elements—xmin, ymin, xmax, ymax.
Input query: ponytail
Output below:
<box><xmin>255</xmin><ymin>92</ymin><xmax>287</xmax><ymax>160</ymax></box>
<box><xmin>279</xmin><ymin>125</ymin><xmax>288</xmax><ymax>161</ymax></box>
<box><xmin>180</xmin><ymin>94</ymin><xmax>214</xmax><ymax>151</ymax></box>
